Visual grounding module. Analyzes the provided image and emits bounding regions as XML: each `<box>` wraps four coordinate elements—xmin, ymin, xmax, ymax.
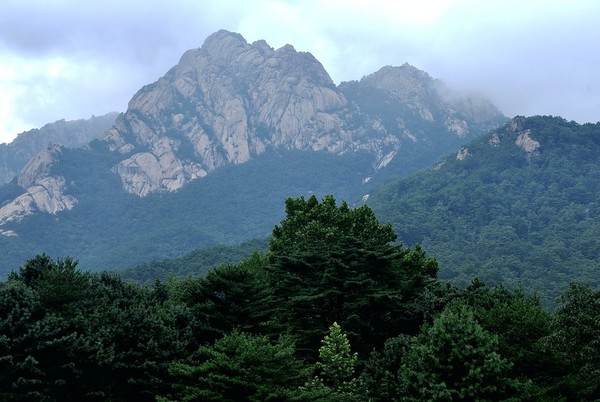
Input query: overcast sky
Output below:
<box><xmin>0</xmin><ymin>0</ymin><xmax>598</xmax><ymax>144</ymax></box>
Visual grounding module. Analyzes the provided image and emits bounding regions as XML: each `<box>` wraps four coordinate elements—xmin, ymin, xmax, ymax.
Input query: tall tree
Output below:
<box><xmin>173</xmin><ymin>253</ymin><xmax>269</xmax><ymax>343</ymax></box>
<box><xmin>264</xmin><ymin>195</ymin><xmax>438</xmax><ymax>357</ymax></box>
<box><xmin>291</xmin><ymin>322</ymin><xmax>363</xmax><ymax>402</ymax></box>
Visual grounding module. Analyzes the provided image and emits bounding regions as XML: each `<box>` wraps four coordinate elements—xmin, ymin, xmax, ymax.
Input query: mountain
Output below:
<box><xmin>369</xmin><ymin>115</ymin><xmax>600</xmax><ymax>306</ymax></box>
<box><xmin>0</xmin><ymin>113</ymin><xmax>118</xmax><ymax>185</ymax></box>
<box><xmin>0</xmin><ymin>30</ymin><xmax>504</xmax><ymax>276</ymax></box>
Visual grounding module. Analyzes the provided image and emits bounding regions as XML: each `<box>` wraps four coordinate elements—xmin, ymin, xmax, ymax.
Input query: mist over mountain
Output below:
<box><xmin>0</xmin><ymin>113</ymin><xmax>118</xmax><ymax>185</ymax></box>
<box><xmin>0</xmin><ymin>30</ymin><xmax>504</xmax><ymax>275</ymax></box>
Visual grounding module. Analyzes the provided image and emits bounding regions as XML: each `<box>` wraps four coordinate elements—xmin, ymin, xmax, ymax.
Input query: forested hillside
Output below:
<box><xmin>2</xmin><ymin>196</ymin><xmax>598</xmax><ymax>401</ymax></box>
<box><xmin>0</xmin><ymin>149</ymin><xmax>372</xmax><ymax>276</ymax></box>
<box><xmin>370</xmin><ymin>115</ymin><xmax>600</xmax><ymax>306</ymax></box>
<box><xmin>119</xmin><ymin>238</ymin><xmax>268</xmax><ymax>283</ymax></box>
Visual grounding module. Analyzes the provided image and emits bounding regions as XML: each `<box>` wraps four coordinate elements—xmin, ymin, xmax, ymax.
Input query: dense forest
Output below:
<box><xmin>2</xmin><ymin>195</ymin><xmax>599</xmax><ymax>401</ymax></box>
<box><xmin>370</xmin><ymin>116</ymin><xmax>600</xmax><ymax>306</ymax></box>
<box><xmin>0</xmin><ymin>148</ymin><xmax>373</xmax><ymax>276</ymax></box>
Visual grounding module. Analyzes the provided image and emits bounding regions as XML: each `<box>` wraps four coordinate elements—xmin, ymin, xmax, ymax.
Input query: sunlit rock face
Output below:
<box><xmin>0</xmin><ymin>145</ymin><xmax>77</xmax><ymax>227</ymax></box>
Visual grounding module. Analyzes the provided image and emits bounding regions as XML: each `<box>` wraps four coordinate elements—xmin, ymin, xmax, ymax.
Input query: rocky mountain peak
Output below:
<box><xmin>103</xmin><ymin>30</ymin><xmax>349</xmax><ymax>196</ymax></box>
<box><xmin>354</xmin><ymin>64</ymin><xmax>504</xmax><ymax>138</ymax></box>
<box><xmin>361</xmin><ymin>64</ymin><xmax>434</xmax><ymax>100</ymax></box>
<box><xmin>0</xmin><ymin>30</ymin><xmax>506</xmax><ymax>232</ymax></box>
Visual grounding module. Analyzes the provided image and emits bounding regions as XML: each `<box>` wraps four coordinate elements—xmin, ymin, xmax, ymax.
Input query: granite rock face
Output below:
<box><xmin>0</xmin><ymin>30</ymin><xmax>506</xmax><ymax>228</ymax></box>
<box><xmin>103</xmin><ymin>31</ymin><xmax>504</xmax><ymax>197</ymax></box>
<box><xmin>0</xmin><ymin>145</ymin><xmax>77</xmax><ymax>226</ymax></box>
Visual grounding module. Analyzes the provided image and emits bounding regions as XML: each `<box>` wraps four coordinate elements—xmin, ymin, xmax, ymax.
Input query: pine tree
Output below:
<box><xmin>162</xmin><ymin>331</ymin><xmax>304</xmax><ymax>402</ymax></box>
<box><xmin>399</xmin><ymin>304</ymin><xmax>528</xmax><ymax>401</ymax></box>
<box><xmin>264</xmin><ymin>195</ymin><xmax>438</xmax><ymax>357</ymax></box>
<box><xmin>292</xmin><ymin>322</ymin><xmax>364</xmax><ymax>401</ymax></box>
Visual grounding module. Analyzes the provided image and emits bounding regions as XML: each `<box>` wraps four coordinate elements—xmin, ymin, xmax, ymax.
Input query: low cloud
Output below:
<box><xmin>0</xmin><ymin>0</ymin><xmax>598</xmax><ymax>143</ymax></box>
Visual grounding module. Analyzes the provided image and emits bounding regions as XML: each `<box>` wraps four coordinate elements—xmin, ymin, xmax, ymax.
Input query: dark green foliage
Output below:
<box><xmin>462</xmin><ymin>282</ymin><xmax>553</xmax><ymax>378</ymax></box>
<box><xmin>369</xmin><ymin>116</ymin><xmax>600</xmax><ymax>306</ymax></box>
<box><xmin>120</xmin><ymin>238</ymin><xmax>268</xmax><ymax>284</ymax></box>
<box><xmin>264</xmin><ymin>195</ymin><xmax>438</xmax><ymax>357</ymax></box>
<box><xmin>1</xmin><ymin>256</ymin><xmax>196</xmax><ymax>401</ymax></box>
<box><xmin>0</xmin><ymin>150</ymin><xmax>373</xmax><ymax>277</ymax></box>
<box><xmin>2</xmin><ymin>192</ymin><xmax>599</xmax><ymax>401</ymax></box>
<box><xmin>160</xmin><ymin>331</ymin><xmax>304</xmax><ymax>402</ymax></box>
<box><xmin>541</xmin><ymin>283</ymin><xmax>600</xmax><ymax>399</ymax></box>
<box><xmin>0</xmin><ymin>279</ymin><xmax>44</xmax><ymax>401</ymax></box>
<box><xmin>361</xmin><ymin>335</ymin><xmax>413</xmax><ymax>401</ymax></box>
<box><xmin>172</xmin><ymin>253</ymin><xmax>269</xmax><ymax>342</ymax></box>
<box><xmin>398</xmin><ymin>304</ymin><xmax>529</xmax><ymax>401</ymax></box>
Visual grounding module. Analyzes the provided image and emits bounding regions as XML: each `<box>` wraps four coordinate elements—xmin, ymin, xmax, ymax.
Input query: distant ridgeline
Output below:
<box><xmin>369</xmin><ymin>115</ymin><xmax>600</xmax><ymax>306</ymax></box>
<box><xmin>0</xmin><ymin>113</ymin><xmax>118</xmax><ymax>185</ymax></box>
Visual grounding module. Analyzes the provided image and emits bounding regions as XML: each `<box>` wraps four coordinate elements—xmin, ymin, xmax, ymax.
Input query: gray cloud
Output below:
<box><xmin>1</xmin><ymin>0</ymin><xmax>598</xmax><ymax>143</ymax></box>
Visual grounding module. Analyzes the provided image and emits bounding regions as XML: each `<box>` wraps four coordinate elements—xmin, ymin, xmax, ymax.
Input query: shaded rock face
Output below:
<box><xmin>356</xmin><ymin>64</ymin><xmax>504</xmax><ymax>137</ymax></box>
<box><xmin>0</xmin><ymin>113</ymin><xmax>118</xmax><ymax>185</ymax></box>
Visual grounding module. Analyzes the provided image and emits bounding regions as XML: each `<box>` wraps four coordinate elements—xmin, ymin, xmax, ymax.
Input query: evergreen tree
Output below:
<box><xmin>291</xmin><ymin>322</ymin><xmax>363</xmax><ymax>401</ymax></box>
<box><xmin>264</xmin><ymin>195</ymin><xmax>437</xmax><ymax>357</ymax></box>
<box><xmin>160</xmin><ymin>331</ymin><xmax>304</xmax><ymax>402</ymax></box>
<box><xmin>542</xmin><ymin>282</ymin><xmax>600</xmax><ymax>399</ymax></box>
<box><xmin>174</xmin><ymin>254</ymin><xmax>269</xmax><ymax>343</ymax></box>
<box><xmin>399</xmin><ymin>304</ymin><xmax>528</xmax><ymax>401</ymax></box>
<box><xmin>361</xmin><ymin>335</ymin><xmax>413</xmax><ymax>401</ymax></box>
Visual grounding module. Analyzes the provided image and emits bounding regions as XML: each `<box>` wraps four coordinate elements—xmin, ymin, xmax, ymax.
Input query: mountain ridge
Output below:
<box><xmin>0</xmin><ymin>30</ymin><xmax>505</xmax><ymax>274</ymax></box>
<box><xmin>0</xmin><ymin>112</ymin><xmax>118</xmax><ymax>185</ymax></box>
<box><xmin>369</xmin><ymin>115</ymin><xmax>600</xmax><ymax>305</ymax></box>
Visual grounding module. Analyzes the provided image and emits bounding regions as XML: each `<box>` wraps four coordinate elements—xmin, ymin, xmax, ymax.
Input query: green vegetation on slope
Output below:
<box><xmin>0</xmin><ymin>148</ymin><xmax>373</xmax><ymax>277</ymax></box>
<box><xmin>119</xmin><ymin>238</ymin><xmax>268</xmax><ymax>283</ymax></box>
<box><xmin>2</xmin><ymin>195</ymin><xmax>598</xmax><ymax>401</ymax></box>
<box><xmin>369</xmin><ymin>115</ymin><xmax>600</xmax><ymax>306</ymax></box>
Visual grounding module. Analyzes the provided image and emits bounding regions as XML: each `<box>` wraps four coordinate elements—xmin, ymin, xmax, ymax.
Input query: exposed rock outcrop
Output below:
<box><xmin>0</xmin><ymin>30</ymin><xmax>506</xmax><ymax>228</ymax></box>
<box><xmin>515</xmin><ymin>131</ymin><xmax>541</xmax><ymax>155</ymax></box>
<box><xmin>0</xmin><ymin>112</ymin><xmax>118</xmax><ymax>184</ymax></box>
<box><xmin>0</xmin><ymin>145</ymin><xmax>77</xmax><ymax>227</ymax></box>
<box><xmin>102</xmin><ymin>31</ymin><xmax>505</xmax><ymax>197</ymax></box>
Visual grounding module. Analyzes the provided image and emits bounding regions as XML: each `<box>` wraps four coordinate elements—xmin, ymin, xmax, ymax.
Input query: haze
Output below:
<box><xmin>0</xmin><ymin>0</ymin><xmax>598</xmax><ymax>143</ymax></box>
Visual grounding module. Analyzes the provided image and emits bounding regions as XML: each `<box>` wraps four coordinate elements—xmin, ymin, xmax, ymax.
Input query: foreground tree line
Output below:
<box><xmin>1</xmin><ymin>195</ymin><xmax>599</xmax><ymax>401</ymax></box>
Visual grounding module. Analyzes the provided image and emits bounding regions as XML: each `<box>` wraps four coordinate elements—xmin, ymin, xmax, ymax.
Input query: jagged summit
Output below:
<box><xmin>0</xmin><ymin>30</ymin><xmax>505</xmax><ymax>231</ymax></box>
<box><xmin>102</xmin><ymin>30</ymin><xmax>350</xmax><ymax>196</ymax></box>
<box><xmin>362</xmin><ymin>64</ymin><xmax>434</xmax><ymax>97</ymax></box>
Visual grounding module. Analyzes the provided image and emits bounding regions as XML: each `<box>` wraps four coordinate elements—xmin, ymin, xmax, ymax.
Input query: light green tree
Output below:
<box><xmin>292</xmin><ymin>322</ymin><xmax>364</xmax><ymax>401</ymax></box>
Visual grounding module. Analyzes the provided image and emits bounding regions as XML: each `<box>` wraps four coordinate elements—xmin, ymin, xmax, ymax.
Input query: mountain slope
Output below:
<box><xmin>0</xmin><ymin>113</ymin><xmax>118</xmax><ymax>184</ymax></box>
<box><xmin>369</xmin><ymin>115</ymin><xmax>600</xmax><ymax>305</ymax></box>
<box><xmin>0</xmin><ymin>30</ymin><xmax>504</xmax><ymax>276</ymax></box>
